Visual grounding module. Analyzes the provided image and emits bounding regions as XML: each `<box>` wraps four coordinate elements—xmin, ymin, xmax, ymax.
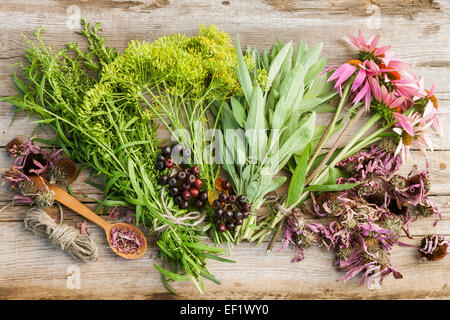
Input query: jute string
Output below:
<box><xmin>23</xmin><ymin>204</ymin><xmax>98</xmax><ymax>263</ymax></box>
<box><xmin>152</xmin><ymin>185</ymin><xmax>205</xmax><ymax>232</ymax></box>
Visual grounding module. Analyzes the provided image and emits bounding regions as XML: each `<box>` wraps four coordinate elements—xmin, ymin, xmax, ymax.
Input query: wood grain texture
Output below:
<box><xmin>0</xmin><ymin>0</ymin><xmax>449</xmax><ymax>300</ymax></box>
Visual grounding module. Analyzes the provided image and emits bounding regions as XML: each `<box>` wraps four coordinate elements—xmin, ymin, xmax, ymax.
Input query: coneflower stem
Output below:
<box><xmin>306</xmin><ymin>82</ymin><xmax>351</xmax><ymax>174</ymax></box>
<box><xmin>266</xmin><ymin>216</ymin><xmax>285</xmax><ymax>254</ymax></box>
<box><xmin>305</xmin><ymin>106</ymin><xmax>365</xmax><ymax>185</ymax></box>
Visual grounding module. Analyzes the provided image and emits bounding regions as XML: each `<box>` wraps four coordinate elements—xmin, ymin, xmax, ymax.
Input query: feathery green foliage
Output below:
<box><xmin>3</xmin><ymin>20</ymin><xmax>236</xmax><ymax>294</ymax></box>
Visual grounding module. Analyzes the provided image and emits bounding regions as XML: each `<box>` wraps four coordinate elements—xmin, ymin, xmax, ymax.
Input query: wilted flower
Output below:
<box><xmin>419</xmin><ymin>234</ymin><xmax>448</xmax><ymax>261</ymax></box>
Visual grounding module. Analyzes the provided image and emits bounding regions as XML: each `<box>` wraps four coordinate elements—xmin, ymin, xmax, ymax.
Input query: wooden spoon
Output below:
<box><xmin>29</xmin><ymin>175</ymin><xmax>147</xmax><ymax>260</ymax></box>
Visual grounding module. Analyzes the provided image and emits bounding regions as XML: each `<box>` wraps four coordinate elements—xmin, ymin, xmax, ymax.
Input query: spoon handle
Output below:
<box><xmin>50</xmin><ymin>184</ymin><xmax>111</xmax><ymax>230</ymax></box>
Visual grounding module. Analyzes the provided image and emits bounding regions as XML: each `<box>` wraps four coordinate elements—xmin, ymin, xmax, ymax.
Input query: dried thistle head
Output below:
<box><xmin>376</xmin><ymin>137</ymin><xmax>398</xmax><ymax>155</ymax></box>
<box><xmin>419</xmin><ymin>234</ymin><xmax>448</xmax><ymax>261</ymax></box>
<box><xmin>48</xmin><ymin>159</ymin><xmax>78</xmax><ymax>185</ymax></box>
<box><xmin>316</xmin><ymin>192</ymin><xmax>344</xmax><ymax>216</ymax></box>
<box><xmin>390</xmin><ymin>174</ymin><xmax>408</xmax><ymax>190</ymax></box>
<box><xmin>381</xmin><ymin>215</ymin><xmax>403</xmax><ymax>235</ymax></box>
<box><xmin>336</xmin><ymin>247</ymin><xmax>353</xmax><ymax>260</ymax></box>
<box><xmin>35</xmin><ymin>191</ymin><xmax>55</xmax><ymax>208</ymax></box>
<box><xmin>18</xmin><ymin>180</ymin><xmax>39</xmax><ymax>196</ymax></box>
<box><xmin>294</xmin><ymin>229</ymin><xmax>317</xmax><ymax>249</ymax></box>
<box><xmin>6</xmin><ymin>137</ymin><xmax>26</xmax><ymax>158</ymax></box>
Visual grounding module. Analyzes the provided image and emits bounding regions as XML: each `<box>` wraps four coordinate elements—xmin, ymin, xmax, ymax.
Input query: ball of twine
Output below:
<box><xmin>24</xmin><ymin>205</ymin><xmax>98</xmax><ymax>263</ymax></box>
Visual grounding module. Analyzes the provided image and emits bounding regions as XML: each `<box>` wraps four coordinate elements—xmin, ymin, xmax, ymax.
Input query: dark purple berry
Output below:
<box><xmin>180</xmin><ymin>201</ymin><xmax>189</xmax><ymax>209</ymax></box>
<box><xmin>188</xmin><ymin>174</ymin><xmax>196</xmax><ymax>185</ymax></box>
<box><xmin>237</xmin><ymin>195</ymin><xmax>247</xmax><ymax>205</ymax></box>
<box><xmin>242</xmin><ymin>211</ymin><xmax>249</xmax><ymax>218</ymax></box>
<box><xmin>168</xmin><ymin>177</ymin><xmax>178</xmax><ymax>187</ymax></box>
<box><xmin>215</xmin><ymin>209</ymin><xmax>224</xmax><ymax>218</ymax></box>
<box><xmin>176</xmin><ymin>171</ymin><xmax>187</xmax><ymax>181</ymax></box>
<box><xmin>221</xmin><ymin>180</ymin><xmax>231</xmax><ymax>190</ymax></box>
<box><xmin>191</xmin><ymin>165</ymin><xmax>201</xmax><ymax>176</ymax></box>
<box><xmin>233</xmin><ymin>211</ymin><xmax>243</xmax><ymax>220</ymax></box>
<box><xmin>157</xmin><ymin>154</ymin><xmax>166</xmax><ymax>162</ymax></box>
<box><xmin>224</xmin><ymin>210</ymin><xmax>233</xmax><ymax>219</ymax></box>
<box><xmin>158</xmin><ymin>175</ymin><xmax>169</xmax><ymax>185</ymax></box>
<box><xmin>182</xmin><ymin>191</ymin><xmax>191</xmax><ymax>200</ymax></box>
<box><xmin>156</xmin><ymin>161</ymin><xmax>165</xmax><ymax>171</ymax></box>
<box><xmin>228</xmin><ymin>194</ymin><xmax>237</xmax><ymax>204</ymax></box>
<box><xmin>218</xmin><ymin>223</ymin><xmax>226</xmax><ymax>232</ymax></box>
<box><xmin>242</xmin><ymin>202</ymin><xmax>251</xmax><ymax>212</ymax></box>
<box><xmin>184</xmin><ymin>168</ymin><xmax>191</xmax><ymax>175</ymax></box>
<box><xmin>174</xmin><ymin>195</ymin><xmax>183</xmax><ymax>205</ymax></box>
<box><xmin>194</xmin><ymin>199</ymin><xmax>204</xmax><ymax>208</ymax></box>
<box><xmin>161</xmin><ymin>146</ymin><xmax>172</xmax><ymax>156</ymax></box>
<box><xmin>199</xmin><ymin>191</ymin><xmax>208</xmax><ymax>202</ymax></box>
<box><xmin>164</xmin><ymin>158</ymin><xmax>174</xmax><ymax>169</ymax></box>
<box><xmin>169</xmin><ymin>187</ymin><xmax>179</xmax><ymax>196</ymax></box>
<box><xmin>180</xmin><ymin>181</ymin><xmax>191</xmax><ymax>191</ymax></box>
<box><xmin>235</xmin><ymin>218</ymin><xmax>243</xmax><ymax>226</ymax></box>
<box><xmin>218</xmin><ymin>193</ymin><xmax>228</xmax><ymax>202</ymax></box>
<box><xmin>212</xmin><ymin>199</ymin><xmax>221</xmax><ymax>208</ymax></box>
<box><xmin>226</xmin><ymin>222</ymin><xmax>235</xmax><ymax>230</ymax></box>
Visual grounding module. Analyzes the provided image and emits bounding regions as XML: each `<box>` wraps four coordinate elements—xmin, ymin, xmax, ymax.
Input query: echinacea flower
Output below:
<box><xmin>327</xmin><ymin>31</ymin><xmax>411</xmax><ymax>110</ymax></box>
<box><xmin>370</xmin><ymin>80</ymin><xmax>416</xmax><ymax>146</ymax></box>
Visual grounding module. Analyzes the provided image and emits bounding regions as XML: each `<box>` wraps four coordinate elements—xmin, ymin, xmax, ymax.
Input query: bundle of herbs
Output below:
<box><xmin>3</xmin><ymin>20</ymin><xmax>236</xmax><ymax>294</ymax></box>
<box><xmin>211</xmin><ymin>38</ymin><xmax>337</xmax><ymax>243</ymax></box>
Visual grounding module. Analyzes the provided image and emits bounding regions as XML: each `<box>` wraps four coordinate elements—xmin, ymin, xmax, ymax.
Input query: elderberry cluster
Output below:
<box><xmin>156</xmin><ymin>145</ymin><xmax>207</xmax><ymax>210</ymax></box>
<box><xmin>212</xmin><ymin>180</ymin><xmax>251</xmax><ymax>232</ymax></box>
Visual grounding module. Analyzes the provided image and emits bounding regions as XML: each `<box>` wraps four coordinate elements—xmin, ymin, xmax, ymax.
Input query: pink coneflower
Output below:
<box><xmin>371</xmin><ymin>80</ymin><xmax>414</xmax><ymax>136</ymax></box>
<box><xmin>327</xmin><ymin>31</ymin><xmax>417</xmax><ymax>113</ymax></box>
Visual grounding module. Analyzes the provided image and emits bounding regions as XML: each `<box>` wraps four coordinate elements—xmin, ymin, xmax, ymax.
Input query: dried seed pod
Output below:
<box><xmin>17</xmin><ymin>180</ymin><xmax>39</xmax><ymax>196</ymax></box>
<box><xmin>419</xmin><ymin>234</ymin><xmax>448</xmax><ymax>261</ymax></box>
<box><xmin>376</xmin><ymin>137</ymin><xmax>398</xmax><ymax>155</ymax></box>
<box><xmin>6</xmin><ymin>137</ymin><xmax>26</xmax><ymax>158</ymax></box>
<box><xmin>390</xmin><ymin>174</ymin><xmax>408</xmax><ymax>190</ymax></box>
<box><xmin>48</xmin><ymin>159</ymin><xmax>78</xmax><ymax>185</ymax></box>
<box><xmin>35</xmin><ymin>190</ymin><xmax>55</xmax><ymax>208</ymax></box>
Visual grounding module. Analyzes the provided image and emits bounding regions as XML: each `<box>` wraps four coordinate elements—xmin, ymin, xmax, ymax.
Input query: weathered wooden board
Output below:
<box><xmin>0</xmin><ymin>0</ymin><xmax>449</xmax><ymax>300</ymax></box>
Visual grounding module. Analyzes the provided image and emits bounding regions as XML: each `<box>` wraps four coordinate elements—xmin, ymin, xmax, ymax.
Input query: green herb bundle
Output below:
<box><xmin>3</xmin><ymin>20</ymin><xmax>235</xmax><ymax>294</ymax></box>
<box><xmin>212</xmin><ymin>39</ymin><xmax>336</xmax><ymax>242</ymax></box>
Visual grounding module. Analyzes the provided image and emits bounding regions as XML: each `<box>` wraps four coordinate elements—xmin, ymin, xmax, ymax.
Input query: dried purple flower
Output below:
<box><xmin>6</xmin><ymin>137</ymin><xmax>26</xmax><ymax>158</ymax></box>
<box><xmin>109</xmin><ymin>225</ymin><xmax>144</xmax><ymax>255</ymax></box>
<box><xmin>419</xmin><ymin>234</ymin><xmax>448</xmax><ymax>261</ymax></box>
<box><xmin>336</xmin><ymin>139</ymin><xmax>402</xmax><ymax>182</ymax></box>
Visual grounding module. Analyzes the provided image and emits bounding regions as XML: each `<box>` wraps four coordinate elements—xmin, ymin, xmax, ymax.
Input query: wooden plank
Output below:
<box><xmin>0</xmin><ymin>0</ymin><xmax>449</xmax><ymax>300</ymax></box>
<box><xmin>0</xmin><ymin>221</ymin><xmax>448</xmax><ymax>299</ymax></box>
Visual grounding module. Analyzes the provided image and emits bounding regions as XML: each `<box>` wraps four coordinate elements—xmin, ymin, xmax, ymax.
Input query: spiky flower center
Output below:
<box><xmin>355</xmin><ymin>51</ymin><xmax>381</xmax><ymax>64</ymax></box>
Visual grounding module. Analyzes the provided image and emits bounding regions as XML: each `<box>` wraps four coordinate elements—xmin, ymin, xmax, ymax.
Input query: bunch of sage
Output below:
<box><xmin>212</xmin><ymin>39</ymin><xmax>336</xmax><ymax>242</ymax></box>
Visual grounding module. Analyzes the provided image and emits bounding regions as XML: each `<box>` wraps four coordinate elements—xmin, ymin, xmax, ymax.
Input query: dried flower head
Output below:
<box><xmin>6</xmin><ymin>137</ymin><xmax>26</xmax><ymax>158</ymax></box>
<box><xmin>419</xmin><ymin>234</ymin><xmax>448</xmax><ymax>261</ymax></box>
<box><xmin>390</xmin><ymin>174</ymin><xmax>408</xmax><ymax>190</ymax></box>
<box><xmin>48</xmin><ymin>159</ymin><xmax>78</xmax><ymax>185</ymax></box>
<box><xmin>18</xmin><ymin>180</ymin><xmax>39</xmax><ymax>196</ymax></box>
<box><xmin>376</xmin><ymin>137</ymin><xmax>398</xmax><ymax>155</ymax></box>
<box><xmin>315</xmin><ymin>192</ymin><xmax>344</xmax><ymax>216</ymax></box>
<box><xmin>35</xmin><ymin>190</ymin><xmax>55</xmax><ymax>208</ymax></box>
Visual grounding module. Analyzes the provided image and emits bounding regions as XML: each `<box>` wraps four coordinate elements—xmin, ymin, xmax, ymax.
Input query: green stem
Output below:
<box><xmin>305</xmin><ymin>106</ymin><xmax>365</xmax><ymax>185</ymax></box>
<box><xmin>306</xmin><ymin>82</ymin><xmax>351</xmax><ymax>173</ymax></box>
